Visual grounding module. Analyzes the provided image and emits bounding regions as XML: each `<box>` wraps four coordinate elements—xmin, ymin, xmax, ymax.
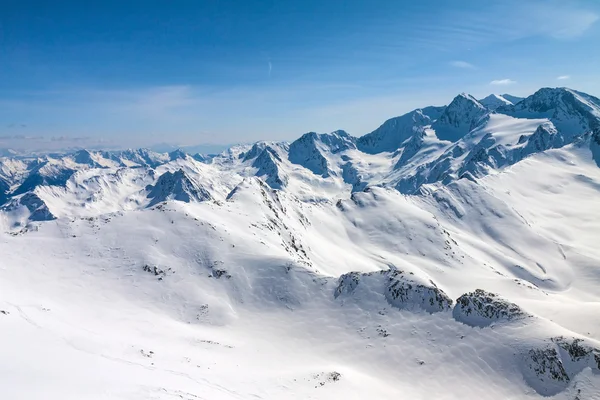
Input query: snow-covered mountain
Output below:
<box><xmin>479</xmin><ymin>93</ymin><xmax>514</xmax><ymax>110</ymax></box>
<box><xmin>357</xmin><ymin>106</ymin><xmax>445</xmax><ymax>153</ymax></box>
<box><xmin>432</xmin><ymin>93</ymin><xmax>488</xmax><ymax>141</ymax></box>
<box><xmin>501</xmin><ymin>93</ymin><xmax>525</xmax><ymax>105</ymax></box>
<box><xmin>500</xmin><ymin>87</ymin><xmax>600</xmax><ymax>140</ymax></box>
<box><xmin>2</xmin><ymin>87</ymin><xmax>600</xmax><ymax>399</ymax></box>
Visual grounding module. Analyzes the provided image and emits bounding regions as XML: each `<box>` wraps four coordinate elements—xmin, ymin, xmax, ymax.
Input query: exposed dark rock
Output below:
<box><xmin>334</xmin><ymin>272</ymin><xmax>361</xmax><ymax>298</ymax></box>
<box><xmin>453</xmin><ymin>289</ymin><xmax>529</xmax><ymax>327</ymax></box>
<box><xmin>334</xmin><ymin>269</ymin><xmax>452</xmax><ymax>313</ymax></box>
<box><xmin>385</xmin><ymin>270</ymin><xmax>453</xmax><ymax>313</ymax></box>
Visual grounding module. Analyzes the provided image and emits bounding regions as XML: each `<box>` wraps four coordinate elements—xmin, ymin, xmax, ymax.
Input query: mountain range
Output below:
<box><xmin>2</xmin><ymin>87</ymin><xmax>600</xmax><ymax>399</ymax></box>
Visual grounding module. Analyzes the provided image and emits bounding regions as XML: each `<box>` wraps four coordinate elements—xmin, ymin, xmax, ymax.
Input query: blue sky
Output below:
<box><xmin>1</xmin><ymin>0</ymin><xmax>599</xmax><ymax>150</ymax></box>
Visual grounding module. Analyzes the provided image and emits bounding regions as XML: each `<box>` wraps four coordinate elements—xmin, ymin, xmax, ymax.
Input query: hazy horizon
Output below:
<box><xmin>2</xmin><ymin>0</ymin><xmax>600</xmax><ymax>151</ymax></box>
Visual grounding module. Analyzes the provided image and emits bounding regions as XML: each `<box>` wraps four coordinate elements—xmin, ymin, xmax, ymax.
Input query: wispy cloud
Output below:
<box><xmin>450</xmin><ymin>61</ymin><xmax>476</xmax><ymax>69</ymax></box>
<box><xmin>557</xmin><ymin>75</ymin><xmax>571</xmax><ymax>80</ymax></box>
<box><xmin>415</xmin><ymin>1</ymin><xmax>598</xmax><ymax>52</ymax></box>
<box><xmin>490</xmin><ymin>79</ymin><xmax>516</xmax><ymax>86</ymax></box>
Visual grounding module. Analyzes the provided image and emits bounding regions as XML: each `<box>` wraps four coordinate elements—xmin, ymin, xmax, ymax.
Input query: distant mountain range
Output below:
<box><xmin>3</xmin><ymin>87</ymin><xmax>597</xmax><ymax>220</ymax></box>
<box><xmin>2</xmin><ymin>87</ymin><xmax>600</xmax><ymax>399</ymax></box>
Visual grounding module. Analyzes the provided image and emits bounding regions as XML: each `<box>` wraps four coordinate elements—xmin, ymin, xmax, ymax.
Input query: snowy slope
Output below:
<box><xmin>479</xmin><ymin>94</ymin><xmax>514</xmax><ymax>110</ymax></box>
<box><xmin>1</xmin><ymin>87</ymin><xmax>600</xmax><ymax>399</ymax></box>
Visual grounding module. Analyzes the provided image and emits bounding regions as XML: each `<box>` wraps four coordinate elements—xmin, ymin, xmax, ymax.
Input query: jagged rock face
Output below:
<box><xmin>357</xmin><ymin>106</ymin><xmax>444</xmax><ymax>154</ymax></box>
<box><xmin>242</xmin><ymin>142</ymin><xmax>270</xmax><ymax>162</ymax></box>
<box><xmin>252</xmin><ymin>147</ymin><xmax>288</xmax><ymax>189</ymax></box>
<box><xmin>146</xmin><ymin>169</ymin><xmax>213</xmax><ymax>206</ymax></box>
<box><xmin>334</xmin><ymin>272</ymin><xmax>361</xmax><ymax>298</ymax></box>
<box><xmin>334</xmin><ymin>269</ymin><xmax>452</xmax><ymax>313</ymax></box>
<box><xmin>553</xmin><ymin>337</ymin><xmax>600</xmax><ymax>367</ymax></box>
<box><xmin>524</xmin><ymin>347</ymin><xmax>570</xmax><ymax>395</ymax></box>
<box><xmin>433</xmin><ymin>94</ymin><xmax>488</xmax><ymax>142</ymax></box>
<box><xmin>13</xmin><ymin>162</ymin><xmax>77</xmax><ymax>197</ymax></box>
<box><xmin>453</xmin><ymin>289</ymin><xmax>529</xmax><ymax>327</ymax></box>
<box><xmin>457</xmin><ymin>134</ymin><xmax>504</xmax><ymax>178</ymax></box>
<box><xmin>501</xmin><ymin>87</ymin><xmax>600</xmax><ymax>138</ymax></box>
<box><xmin>519</xmin><ymin>123</ymin><xmax>564</xmax><ymax>157</ymax></box>
<box><xmin>1</xmin><ymin>192</ymin><xmax>56</xmax><ymax>221</ymax></box>
<box><xmin>522</xmin><ymin>337</ymin><xmax>600</xmax><ymax>396</ymax></box>
<box><xmin>384</xmin><ymin>270</ymin><xmax>453</xmax><ymax>313</ymax></box>
<box><xmin>288</xmin><ymin>130</ymin><xmax>356</xmax><ymax>177</ymax></box>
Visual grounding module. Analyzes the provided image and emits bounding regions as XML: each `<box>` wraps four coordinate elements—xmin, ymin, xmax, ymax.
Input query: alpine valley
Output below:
<box><xmin>2</xmin><ymin>87</ymin><xmax>600</xmax><ymax>399</ymax></box>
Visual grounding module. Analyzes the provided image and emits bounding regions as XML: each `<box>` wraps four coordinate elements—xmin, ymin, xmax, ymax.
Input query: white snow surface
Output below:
<box><xmin>2</xmin><ymin>87</ymin><xmax>600</xmax><ymax>399</ymax></box>
<box><xmin>479</xmin><ymin>94</ymin><xmax>514</xmax><ymax>110</ymax></box>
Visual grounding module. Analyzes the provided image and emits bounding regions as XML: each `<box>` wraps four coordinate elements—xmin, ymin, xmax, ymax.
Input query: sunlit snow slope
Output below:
<box><xmin>1</xmin><ymin>87</ymin><xmax>600</xmax><ymax>399</ymax></box>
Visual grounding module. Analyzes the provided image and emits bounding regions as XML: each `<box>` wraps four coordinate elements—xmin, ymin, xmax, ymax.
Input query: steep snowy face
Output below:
<box><xmin>479</xmin><ymin>94</ymin><xmax>514</xmax><ymax>111</ymax></box>
<box><xmin>432</xmin><ymin>93</ymin><xmax>488</xmax><ymax>142</ymax></box>
<box><xmin>168</xmin><ymin>149</ymin><xmax>188</xmax><ymax>162</ymax></box>
<box><xmin>500</xmin><ymin>87</ymin><xmax>600</xmax><ymax>138</ymax></box>
<box><xmin>357</xmin><ymin>106</ymin><xmax>445</xmax><ymax>154</ymax></box>
<box><xmin>0</xmin><ymin>191</ymin><xmax>55</xmax><ymax>225</ymax></box>
<box><xmin>70</xmin><ymin>149</ymin><xmax>118</xmax><ymax>168</ymax></box>
<box><xmin>0</xmin><ymin>178</ymin><xmax>10</xmax><ymax>205</ymax></box>
<box><xmin>242</xmin><ymin>142</ymin><xmax>271</xmax><ymax>162</ymax></box>
<box><xmin>146</xmin><ymin>169</ymin><xmax>213</xmax><ymax>206</ymax></box>
<box><xmin>0</xmin><ymin>158</ymin><xmax>30</xmax><ymax>204</ymax></box>
<box><xmin>288</xmin><ymin>130</ymin><xmax>356</xmax><ymax>177</ymax></box>
<box><xmin>192</xmin><ymin>153</ymin><xmax>212</xmax><ymax>163</ymax></box>
<box><xmin>501</xmin><ymin>94</ymin><xmax>525</xmax><ymax>105</ymax></box>
<box><xmin>591</xmin><ymin>127</ymin><xmax>600</xmax><ymax>167</ymax></box>
<box><xmin>393</xmin><ymin>115</ymin><xmax>553</xmax><ymax>193</ymax></box>
<box><xmin>252</xmin><ymin>146</ymin><xmax>288</xmax><ymax>189</ymax></box>
<box><xmin>72</xmin><ymin>149</ymin><xmax>99</xmax><ymax>167</ymax></box>
<box><xmin>12</xmin><ymin>160</ymin><xmax>77</xmax><ymax>197</ymax></box>
<box><xmin>2</xmin><ymin>89</ymin><xmax>600</xmax><ymax>399</ymax></box>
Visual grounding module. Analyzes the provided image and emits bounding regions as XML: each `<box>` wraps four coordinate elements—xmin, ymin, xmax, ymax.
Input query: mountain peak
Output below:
<box><xmin>252</xmin><ymin>146</ymin><xmax>288</xmax><ymax>189</ymax></box>
<box><xmin>357</xmin><ymin>106</ymin><xmax>445</xmax><ymax>154</ymax></box>
<box><xmin>500</xmin><ymin>87</ymin><xmax>600</xmax><ymax>138</ymax></box>
<box><xmin>146</xmin><ymin>168</ymin><xmax>213</xmax><ymax>206</ymax></box>
<box><xmin>456</xmin><ymin>92</ymin><xmax>480</xmax><ymax>103</ymax></box>
<box><xmin>288</xmin><ymin>130</ymin><xmax>356</xmax><ymax>177</ymax></box>
<box><xmin>168</xmin><ymin>149</ymin><xmax>188</xmax><ymax>161</ymax></box>
<box><xmin>432</xmin><ymin>93</ymin><xmax>487</xmax><ymax>142</ymax></box>
<box><xmin>479</xmin><ymin>94</ymin><xmax>513</xmax><ymax>110</ymax></box>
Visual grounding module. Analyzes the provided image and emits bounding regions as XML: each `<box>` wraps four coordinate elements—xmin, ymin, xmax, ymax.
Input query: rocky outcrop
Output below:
<box><xmin>385</xmin><ymin>270</ymin><xmax>453</xmax><ymax>313</ymax></box>
<box><xmin>334</xmin><ymin>269</ymin><xmax>452</xmax><ymax>313</ymax></box>
<box><xmin>453</xmin><ymin>289</ymin><xmax>529</xmax><ymax>327</ymax></box>
<box><xmin>522</xmin><ymin>337</ymin><xmax>600</xmax><ymax>396</ymax></box>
